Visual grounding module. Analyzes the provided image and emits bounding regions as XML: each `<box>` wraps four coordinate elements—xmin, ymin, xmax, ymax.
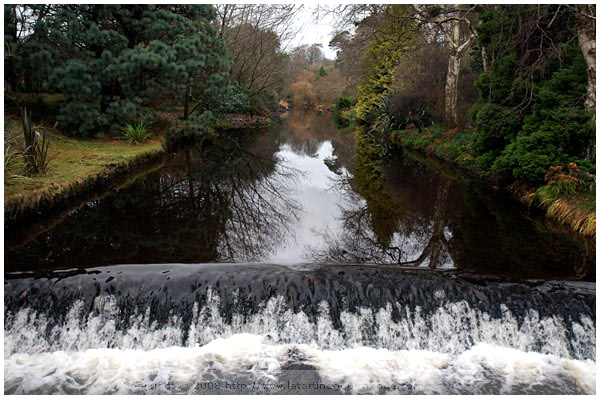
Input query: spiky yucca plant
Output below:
<box><xmin>21</xmin><ymin>107</ymin><xmax>51</xmax><ymax>175</ymax></box>
<box><xmin>120</xmin><ymin>121</ymin><xmax>150</xmax><ymax>144</ymax></box>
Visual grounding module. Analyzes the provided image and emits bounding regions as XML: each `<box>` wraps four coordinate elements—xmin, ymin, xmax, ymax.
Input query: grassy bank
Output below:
<box><xmin>391</xmin><ymin>126</ymin><xmax>596</xmax><ymax>240</ymax></box>
<box><xmin>4</xmin><ymin>115</ymin><xmax>164</xmax><ymax>221</ymax></box>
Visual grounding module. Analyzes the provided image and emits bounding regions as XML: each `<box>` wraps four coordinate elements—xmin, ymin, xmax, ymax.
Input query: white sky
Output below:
<box><xmin>286</xmin><ymin>5</ymin><xmax>338</xmax><ymax>59</ymax></box>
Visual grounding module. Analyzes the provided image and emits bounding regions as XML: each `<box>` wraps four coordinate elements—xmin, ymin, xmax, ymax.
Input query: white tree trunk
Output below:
<box><xmin>578</xmin><ymin>25</ymin><xmax>596</xmax><ymax>120</ymax></box>
<box><xmin>444</xmin><ymin>20</ymin><xmax>462</xmax><ymax>126</ymax></box>
<box><xmin>576</xmin><ymin>5</ymin><xmax>596</xmax><ymax>161</ymax></box>
<box><xmin>445</xmin><ymin>53</ymin><xmax>461</xmax><ymax>126</ymax></box>
<box><xmin>481</xmin><ymin>46</ymin><xmax>490</xmax><ymax>72</ymax></box>
<box><xmin>413</xmin><ymin>5</ymin><xmax>477</xmax><ymax>128</ymax></box>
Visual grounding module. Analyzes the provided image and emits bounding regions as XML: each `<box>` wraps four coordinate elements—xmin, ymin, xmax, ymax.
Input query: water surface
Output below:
<box><xmin>5</xmin><ymin>110</ymin><xmax>594</xmax><ymax>280</ymax></box>
<box><xmin>4</xmin><ymin>110</ymin><xmax>595</xmax><ymax>394</ymax></box>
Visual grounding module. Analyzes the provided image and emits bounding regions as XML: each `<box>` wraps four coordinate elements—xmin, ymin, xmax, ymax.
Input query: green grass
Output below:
<box><xmin>391</xmin><ymin>125</ymin><xmax>477</xmax><ymax>171</ymax></box>
<box><xmin>4</xmin><ymin>116</ymin><xmax>163</xmax><ymax>203</ymax></box>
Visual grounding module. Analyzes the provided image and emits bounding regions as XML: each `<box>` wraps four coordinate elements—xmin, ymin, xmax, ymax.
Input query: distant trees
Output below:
<box><xmin>290</xmin><ymin>81</ymin><xmax>316</xmax><ymax>105</ymax></box>
<box><xmin>328</xmin><ymin>7</ymin><xmax>386</xmax><ymax>96</ymax></box>
<box><xmin>284</xmin><ymin>42</ymin><xmax>348</xmax><ymax>106</ymax></box>
<box><xmin>316</xmin><ymin>66</ymin><xmax>328</xmax><ymax>79</ymax></box>
<box><xmin>214</xmin><ymin>4</ymin><xmax>301</xmax><ymax>113</ymax></box>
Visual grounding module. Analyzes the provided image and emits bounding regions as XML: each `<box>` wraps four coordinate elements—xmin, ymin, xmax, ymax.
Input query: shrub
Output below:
<box><xmin>490</xmin><ymin>43</ymin><xmax>594</xmax><ymax>183</ymax></box>
<box><xmin>471</xmin><ymin>8</ymin><xmax>593</xmax><ymax>184</ymax></box>
<box><xmin>120</xmin><ymin>121</ymin><xmax>151</xmax><ymax>145</ymax></box>
<box><xmin>224</xmin><ymin>91</ymin><xmax>249</xmax><ymax>114</ymax></box>
<box><xmin>21</xmin><ymin>108</ymin><xmax>52</xmax><ymax>175</ymax></box>
<box><xmin>334</xmin><ymin>96</ymin><xmax>356</xmax><ymax>112</ymax></box>
<box><xmin>381</xmin><ymin>91</ymin><xmax>434</xmax><ymax>131</ymax></box>
<box><xmin>471</xmin><ymin>103</ymin><xmax>521</xmax><ymax>169</ymax></box>
<box><xmin>332</xmin><ymin>96</ymin><xmax>357</xmax><ymax>128</ymax></box>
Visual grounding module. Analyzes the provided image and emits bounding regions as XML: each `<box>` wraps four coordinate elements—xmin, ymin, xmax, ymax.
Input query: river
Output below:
<box><xmin>4</xmin><ymin>110</ymin><xmax>596</xmax><ymax>394</ymax></box>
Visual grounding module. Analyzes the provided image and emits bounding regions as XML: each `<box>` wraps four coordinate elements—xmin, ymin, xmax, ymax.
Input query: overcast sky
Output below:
<box><xmin>286</xmin><ymin>5</ymin><xmax>338</xmax><ymax>59</ymax></box>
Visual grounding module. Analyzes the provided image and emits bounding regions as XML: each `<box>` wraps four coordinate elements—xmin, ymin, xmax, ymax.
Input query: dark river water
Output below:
<box><xmin>4</xmin><ymin>110</ymin><xmax>596</xmax><ymax>394</ymax></box>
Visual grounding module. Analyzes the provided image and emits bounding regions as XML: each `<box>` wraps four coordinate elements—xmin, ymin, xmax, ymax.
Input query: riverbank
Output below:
<box><xmin>4</xmin><ymin>108</ymin><xmax>275</xmax><ymax>228</ymax></box>
<box><xmin>4</xmin><ymin>115</ymin><xmax>164</xmax><ymax>223</ymax></box>
<box><xmin>391</xmin><ymin>126</ymin><xmax>596</xmax><ymax>242</ymax></box>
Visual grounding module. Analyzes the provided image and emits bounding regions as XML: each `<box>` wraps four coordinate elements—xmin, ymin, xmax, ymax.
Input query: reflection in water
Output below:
<box><xmin>4</xmin><ymin>110</ymin><xmax>594</xmax><ymax>280</ymax></box>
<box><xmin>399</xmin><ymin>179</ymin><xmax>451</xmax><ymax>268</ymax></box>
<box><xmin>267</xmin><ymin>141</ymin><xmax>350</xmax><ymax>263</ymax></box>
<box><xmin>5</xmin><ymin>135</ymin><xmax>301</xmax><ymax>269</ymax></box>
<box><xmin>306</xmin><ymin>172</ymin><xmax>454</xmax><ymax>268</ymax></box>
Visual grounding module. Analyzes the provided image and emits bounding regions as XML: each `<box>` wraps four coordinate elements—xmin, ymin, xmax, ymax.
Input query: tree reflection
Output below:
<box><xmin>281</xmin><ymin>110</ymin><xmax>355</xmax><ymax>171</ymax></box>
<box><xmin>397</xmin><ymin>179</ymin><xmax>451</xmax><ymax>268</ymax></box>
<box><xmin>6</xmin><ymin>112</ymin><xmax>593</xmax><ymax>280</ymax></box>
<box><xmin>307</xmin><ymin>150</ymin><xmax>593</xmax><ymax>279</ymax></box>
<box><xmin>305</xmin><ymin>168</ymin><xmax>455</xmax><ymax>267</ymax></box>
<box><xmin>305</xmin><ymin>174</ymin><xmax>387</xmax><ymax>263</ymax></box>
<box><xmin>5</xmin><ymin>136</ymin><xmax>301</xmax><ymax>271</ymax></box>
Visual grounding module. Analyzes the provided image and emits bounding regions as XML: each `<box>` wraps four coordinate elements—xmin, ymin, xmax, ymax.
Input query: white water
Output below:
<box><xmin>5</xmin><ymin>292</ymin><xmax>596</xmax><ymax>394</ymax></box>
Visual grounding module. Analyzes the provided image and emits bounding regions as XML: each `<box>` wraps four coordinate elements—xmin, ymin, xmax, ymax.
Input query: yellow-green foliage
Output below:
<box><xmin>355</xmin><ymin>5</ymin><xmax>417</xmax><ymax>123</ymax></box>
<box><xmin>353</xmin><ymin>126</ymin><xmax>405</xmax><ymax>246</ymax></box>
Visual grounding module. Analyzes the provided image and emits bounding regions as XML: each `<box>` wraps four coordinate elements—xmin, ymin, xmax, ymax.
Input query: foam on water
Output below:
<box><xmin>4</xmin><ymin>291</ymin><xmax>596</xmax><ymax>394</ymax></box>
<box><xmin>4</xmin><ymin>336</ymin><xmax>595</xmax><ymax>394</ymax></box>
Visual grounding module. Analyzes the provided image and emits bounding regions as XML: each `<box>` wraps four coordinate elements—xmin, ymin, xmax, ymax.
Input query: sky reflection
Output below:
<box><xmin>267</xmin><ymin>141</ymin><xmax>354</xmax><ymax>263</ymax></box>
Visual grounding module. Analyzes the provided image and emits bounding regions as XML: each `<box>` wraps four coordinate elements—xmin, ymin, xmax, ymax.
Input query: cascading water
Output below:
<box><xmin>4</xmin><ymin>111</ymin><xmax>596</xmax><ymax>394</ymax></box>
<box><xmin>4</xmin><ymin>264</ymin><xmax>595</xmax><ymax>394</ymax></box>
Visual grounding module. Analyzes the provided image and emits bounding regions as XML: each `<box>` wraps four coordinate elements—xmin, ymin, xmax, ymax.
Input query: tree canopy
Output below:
<box><xmin>5</xmin><ymin>4</ymin><xmax>238</xmax><ymax>137</ymax></box>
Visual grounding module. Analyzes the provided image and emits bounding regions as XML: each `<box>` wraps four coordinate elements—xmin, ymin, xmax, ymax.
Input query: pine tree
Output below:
<box><xmin>18</xmin><ymin>5</ymin><xmax>237</xmax><ymax>137</ymax></box>
<box><xmin>315</xmin><ymin>66</ymin><xmax>328</xmax><ymax>79</ymax></box>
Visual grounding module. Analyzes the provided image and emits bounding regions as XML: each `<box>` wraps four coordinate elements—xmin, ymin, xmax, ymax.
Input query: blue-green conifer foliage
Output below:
<box><xmin>6</xmin><ymin>5</ymin><xmax>239</xmax><ymax>137</ymax></box>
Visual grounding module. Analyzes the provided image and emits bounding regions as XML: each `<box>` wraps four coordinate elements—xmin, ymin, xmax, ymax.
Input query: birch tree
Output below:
<box><xmin>413</xmin><ymin>5</ymin><xmax>479</xmax><ymax>127</ymax></box>
<box><xmin>575</xmin><ymin>4</ymin><xmax>596</xmax><ymax>121</ymax></box>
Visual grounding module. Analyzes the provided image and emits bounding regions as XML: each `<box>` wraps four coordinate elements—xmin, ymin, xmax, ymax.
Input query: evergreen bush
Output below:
<box><xmin>334</xmin><ymin>96</ymin><xmax>356</xmax><ymax>112</ymax></box>
<box><xmin>471</xmin><ymin>7</ymin><xmax>594</xmax><ymax>183</ymax></box>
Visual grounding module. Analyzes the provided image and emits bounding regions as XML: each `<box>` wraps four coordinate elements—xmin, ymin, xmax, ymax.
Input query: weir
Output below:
<box><xmin>4</xmin><ymin>263</ymin><xmax>596</xmax><ymax>394</ymax></box>
<box><xmin>4</xmin><ymin>112</ymin><xmax>596</xmax><ymax>395</ymax></box>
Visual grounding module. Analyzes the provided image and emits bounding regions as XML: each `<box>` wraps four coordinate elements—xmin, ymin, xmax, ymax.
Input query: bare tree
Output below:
<box><xmin>214</xmin><ymin>5</ymin><xmax>303</xmax><ymax>107</ymax></box>
<box><xmin>317</xmin><ymin>5</ymin><xmax>388</xmax><ymax>94</ymax></box>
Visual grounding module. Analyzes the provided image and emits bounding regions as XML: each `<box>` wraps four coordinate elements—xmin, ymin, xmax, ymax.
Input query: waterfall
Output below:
<box><xmin>4</xmin><ymin>264</ymin><xmax>596</xmax><ymax>394</ymax></box>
